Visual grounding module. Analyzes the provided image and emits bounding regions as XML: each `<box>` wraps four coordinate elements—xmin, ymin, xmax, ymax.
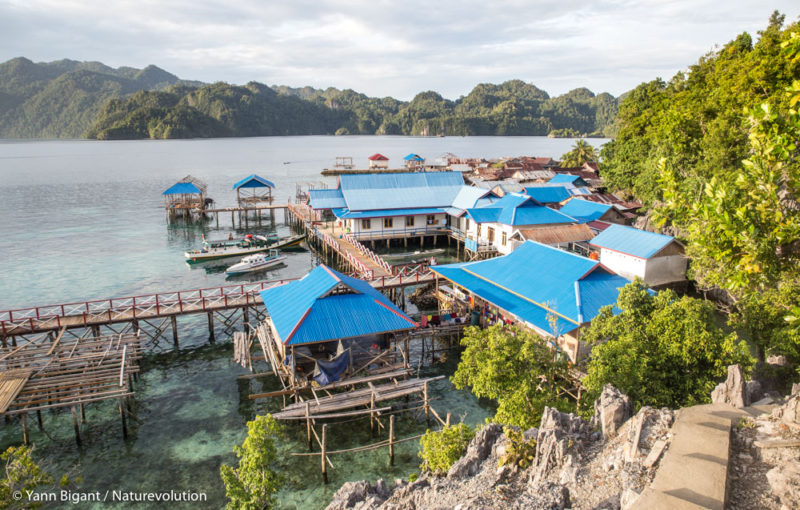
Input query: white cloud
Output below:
<box><xmin>1</xmin><ymin>0</ymin><xmax>798</xmax><ymax>99</ymax></box>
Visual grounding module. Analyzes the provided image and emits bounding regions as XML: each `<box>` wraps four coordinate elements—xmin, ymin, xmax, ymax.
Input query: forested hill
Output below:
<box><xmin>0</xmin><ymin>57</ymin><xmax>203</xmax><ymax>138</ymax></box>
<box><xmin>87</xmin><ymin>79</ymin><xmax>617</xmax><ymax>140</ymax></box>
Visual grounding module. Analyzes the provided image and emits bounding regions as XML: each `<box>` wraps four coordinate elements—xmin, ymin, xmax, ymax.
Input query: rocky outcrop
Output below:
<box><xmin>516</xmin><ymin>482</ymin><xmax>571</xmax><ymax>509</ymax></box>
<box><xmin>448</xmin><ymin>423</ymin><xmax>503</xmax><ymax>479</ymax></box>
<box><xmin>711</xmin><ymin>364</ymin><xmax>748</xmax><ymax>408</ymax></box>
<box><xmin>591</xmin><ymin>384</ymin><xmax>633</xmax><ymax>439</ymax></box>
<box><xmin>530</xmin><ymin>406</ymin><xmax>592</xmax><ymax>485</ymax></box>
<box><xmin>327</xmin><ymin>479</ymin><xmax>392</xmax><ymax>510</ymax></box>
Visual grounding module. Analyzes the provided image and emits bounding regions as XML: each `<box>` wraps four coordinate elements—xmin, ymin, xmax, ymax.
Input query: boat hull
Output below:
<box><xmin>185</xmin><ymin>234</ymin><xmax>306</xmax><ymax>264</ymax></box>
<box><xmin>225</xmin><ymin>256</ymin><xmax>288</xmax><ymax>275</ymax></box>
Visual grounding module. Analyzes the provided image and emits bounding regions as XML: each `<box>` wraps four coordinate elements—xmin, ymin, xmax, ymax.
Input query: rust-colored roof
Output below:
<box><xmin>368</xmin><ymin>153</ymin><xmax>389</xmax><ymax>160</ymax></box>
<box><xmin>516</xmin><ymin>223</ymin><xmax>595</xmax><ymax>245</ymax></box>
<box><xmin>581</xmin><ymin>193</ymin><xmax>642</xmax><ymax>211</ymax></box>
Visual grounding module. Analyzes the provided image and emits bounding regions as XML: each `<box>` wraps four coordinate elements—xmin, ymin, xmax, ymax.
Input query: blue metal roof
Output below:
<box><xmin>259</xmin><ymin>264</ymin><xmax>416</xmax><ymax>345</ymax></box>
<box><xmin>451</xmin><ymin>186</ymin><xmax>494</xmax><ymax>210</ymax></box>
<box><xmin>524</xmin><ymin>186</ymin><xmax>572</xmax><ymax>204</ymax></box>
<box><xmin>163</xmin><ymin>182</ymin><xmax>203</xmax><ymax>195</ymax></box>
<box><xmin>403</xmin><ymin>153</ymin><xmax>424</xmax><ymax>161</ymax></box>
<box><xmin>589</xmin><ymin>224</ymin><xmax>677</xmax><ymax>259</ymax></box>
<box><xmin>332</xmin><ymin>207</ymin><xmax>445</xmax><ymax>219</ymax></box>
<box><xmin>559</xmin><ymin>199</ymin><xmax>613</xmax><ymax>223</ymax></box>
<box><xmin>308</xmin><ymin>189</ymin><xmax>346</xmax><ymax>210</ymax></box>
<box><xmin>233</xmin><ymin>174</ymin><xmax>275</xmax><ymax>189</ymax></box>
<box><xmin>338</xmin><ymin>171</ymin><xmax>465</xmax><ymax>211</ymax></box>
<box><xmin>431</xmin><ymin>241</ymin><xmax>629</xmax><ymax>328</ymax></box>
<box><xmin>464</xmin><ymin>194</ymin><xmax>576</xmax><ymax>226</ymax></box>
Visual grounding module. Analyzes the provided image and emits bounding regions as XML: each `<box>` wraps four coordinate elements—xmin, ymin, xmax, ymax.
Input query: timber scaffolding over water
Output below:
<box><xmin>0</xmin><ymin>327</ymin><xmax>143</xmax><ymax>445</ymax></box>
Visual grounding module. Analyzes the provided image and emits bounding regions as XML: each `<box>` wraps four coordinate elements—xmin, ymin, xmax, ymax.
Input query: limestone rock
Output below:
<box><xmin>591</xmin><ymin>384</ymin><xmax>633</xmax><ymax>439</ymax></box>
<box><xmin>745</xmin><ymin>380</ymin><xmax>763</xmax><ymax>404</ymax></box>
<box><xmin>783</xmin><ymin>393</ymin><xmax>800</xmax><ymax>425</ymax></box>
<box><xmin>767</xmin><ymin>354</ymin><xmax>788</xmax><ymax>366</ymax></box>
<box><xmin>619</xmin><ymin>488</ymin><xmax>640</xmax><ymax>510</ymax></box>
<box><xmin>792</xmin><ymin>382</ymin><xmax>800</xmax><ymax>396</ymax></box>
<box><xmin>448</xmin><ymin>423</ymin><xmax>503</xmax><ymax>479</ymax></box>
<box><xmin>710</xmin><ymin>364</ymin><xmax>748</xmax><ymax>408</ymax></box>
<box><xmin>766</xmin><ymin>462</ymin><xmax>800</xmax><ymax>505</ymax></box>
<box><xmin>326</xmin><ymin>480</ymin><xmax>385</xmax><ymax>510</ymax></box>
<box><xmin>518</xmin><ymin>481</ymin><xmax>571</xmax><ymax>510</ymax></box>
<box><xmin>531</xmin><ymin>406</ymin><xmax>592</xmax><ymax>485</ymax></box>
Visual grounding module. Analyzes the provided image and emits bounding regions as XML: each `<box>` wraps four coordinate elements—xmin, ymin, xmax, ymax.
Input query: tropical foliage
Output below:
<box><xmin>560</xmin><ymin>139</ymin><xmax>597</xmax><ymax>167</ymax></box>
<box><xmin>219</xmin><ymin>414</ymin><xmax>283</xmax><ymax>510</ymax></box>
<box><xmin>451</xmin><ymin>325</ymin><xmax>574</xmax><ymax>429</ymax></box>
<box><xmin>418</xmin><ymin>423</ymin><xmax>475</xmax><ymax>474</ymax></box>
<box><xmin>582</xmin><ymin>282</ymin><xmax>754</xmax><ymax>411</ymax></box>
<box><xmin>1</xmin><ymin>446</ymin><xmax>72</xmax><ymax>510</ymax></box>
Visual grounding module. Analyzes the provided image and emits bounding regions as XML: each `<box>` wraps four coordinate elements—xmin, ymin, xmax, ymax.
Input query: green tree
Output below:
<box><xmin>418</xmin><ymin>423</ymin><xmax>475</xmax><ymax>474</ymax></box>
<box><xmin>220</xmin><ymin>414</ymin><xmax>283</xmax><ymax>510</ymax></box>
<box><xmin>1</xmin><ymin>446</ymin><xmax>71</xmax><ymax>510</ymax></box>
<box><xmin>582</xmin><ymin>282</ymin><xmax>754</xmax><ymax>411</ymax></box>
<box><xmin>451</xmin><ymin>325</ymin><xmax>574</xmax><ymax>429</ymax></box>
<box><xmin>560</xmin><ymin>139</ymin><xmax>597</xmax><ymax>167</ymax></box>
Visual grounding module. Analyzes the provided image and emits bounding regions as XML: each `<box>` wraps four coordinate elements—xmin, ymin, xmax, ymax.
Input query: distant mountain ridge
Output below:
<box><xmin>0</xmin><ymin>57</ymin><xmax>619</xmax><ymax>139</ymax></box>
<box><xmin>0</xmin><ymin>57</ymin><xmax>203</xmax><ymax>138</ymax></box>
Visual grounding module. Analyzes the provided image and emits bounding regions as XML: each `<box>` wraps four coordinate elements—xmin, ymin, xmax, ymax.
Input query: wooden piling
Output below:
<box><xmin>80</xmin><ymin>403</ymin><xmax>86</xmax><ymax>423</ymax></box>
<box><xmin>36</xmin><ymin>410</ymin><xmax>43</xmax><ymax>430</ymax></box>
<box><xmin>171</xmin><ymin>315</ymin><xmax>179</xmax><ymax>348</ymax></box>
<box><xmin>389</xmin><ymin>415</ymin><xmax>395</xmax><ymax>466</ymax></box>
<box><xmin>321</xmin><ymin>424</ymin><xmax>328</xmax><ymax>484</ymax></box>
<box><xmin>71</xmin><ymin>406</ymin><xmax>81</xmax><ymax>446</ymax></box>
<box><xmin>306</xmin><ymin>402</ymin><xmax>312</xmax><ymax>451</ymax></box>
<box><xmin>207</xmin><ymin>312</ymin><xmax>215</xmax><ymax>343</ymax></box>
<box><xmin>423</xmin><ymin>381</ymin><xmax>430</xmax><ymax>425</ymax></box>
<box><xmin>119</xmin><ymin>398</ymin><xmax>128</xmax><ymax>439</ymax></box>
<box><xmin>21</xmin><ymin>413</ymin><xmax>29</xmax><ymax>445</ymax></box>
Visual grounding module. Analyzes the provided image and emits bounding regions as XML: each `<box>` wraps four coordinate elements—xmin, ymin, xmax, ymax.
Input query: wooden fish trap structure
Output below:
<box><xmin>0</xmin><ymin>327</ymin><xmax>143</xmax><ymax>445</ymax></box>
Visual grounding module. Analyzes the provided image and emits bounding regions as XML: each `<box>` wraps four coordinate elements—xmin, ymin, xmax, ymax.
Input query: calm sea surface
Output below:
<box><xmin>0</xmin><ymin>135</ymin><xmax>606</xmax><ymax>508</ymax></box>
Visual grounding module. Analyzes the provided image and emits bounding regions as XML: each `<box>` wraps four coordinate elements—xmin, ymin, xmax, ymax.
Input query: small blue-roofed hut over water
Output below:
<box><xmin>233</xmin><ymin>174</ymin><xmax>275</xmax><ymax>207</ymax></box>
<box><xmin>162</xmin><ymin>175</ymin><xmax>210</xmax><ymax>218</ymax></box>
<box><xmin>403</xmin><ymin>153</ymin><xmax>425</xmax><ymax>170</ymax></box>
<box><xmin>259</xmin><ymin>264</ymin><xmax>417</xmax><ymax>386</ymax></box>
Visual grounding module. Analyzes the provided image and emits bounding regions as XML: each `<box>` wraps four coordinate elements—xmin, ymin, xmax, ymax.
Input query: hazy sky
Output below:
<box><xmin>2</xmin><ymin>1</ymin><xmax>799</xmax><ymax>100</ymax></box>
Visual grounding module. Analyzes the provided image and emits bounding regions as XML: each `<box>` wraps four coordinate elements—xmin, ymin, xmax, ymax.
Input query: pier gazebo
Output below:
<box><xmin>162</xmin><ymin>175</ymin><xmax>209</xmax><ymax>218</ymax></box>
<box><xmin>258</xmin><ymin>264</ymin><xmax>417</xmax><ymax>389</ymax></box>
<box><xmin>233</xmin><ymin>174</ymin><xmax>275</xmax><ymax>207</ymax></box>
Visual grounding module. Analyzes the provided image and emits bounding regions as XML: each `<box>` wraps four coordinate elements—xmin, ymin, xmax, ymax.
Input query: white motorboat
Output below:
<box><xmin>225</xmin><ymin>250</ymin><xmax>287</xmax><ymax>275</ymax></box>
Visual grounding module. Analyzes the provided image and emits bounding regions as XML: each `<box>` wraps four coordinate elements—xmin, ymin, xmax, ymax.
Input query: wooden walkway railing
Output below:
<box><xmin>0</xmin><ymin>270</ymin><xmax>435</xmax><ymax>337</ymax></box>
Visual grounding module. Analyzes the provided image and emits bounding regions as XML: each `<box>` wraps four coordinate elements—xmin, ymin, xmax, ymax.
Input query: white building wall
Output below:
<box><xmin>643</xmin><ymin>254</ymin><xmax>688</xmax><ymax>286</ymax></box>
<box><xmin>599</xmin><ymin>248</ymin><xmax>646</xmax><ymax>281</ymax></box>
<box><xmin>346</xmin><ymin>213</ymin><xmax>447</xmax><ymax>238</ymax></box>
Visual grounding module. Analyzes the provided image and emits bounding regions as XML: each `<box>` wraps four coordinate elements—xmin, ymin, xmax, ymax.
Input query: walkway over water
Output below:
<box><xmin>0</xmin><ymin>271</ymin><xmax>433</xmax><ymax>339</ymax></box>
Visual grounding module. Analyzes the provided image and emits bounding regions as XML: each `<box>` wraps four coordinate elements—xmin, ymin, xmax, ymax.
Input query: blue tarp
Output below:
<box><xmin>313</xmin><ymin>348</ymin><xmax>351</xmax><ymax>386</ymax></box>
<box><xmin>163</xmin><ymin>182</ymin><xmax>203</xmax><ymax>195</ymax></box>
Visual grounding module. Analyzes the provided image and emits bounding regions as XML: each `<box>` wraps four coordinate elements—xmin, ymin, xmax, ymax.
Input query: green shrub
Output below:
<box><xmin>498</xmin><ymin>427</ymin><xmax>537</xmax><ymax>469</ymax></box>
<box><xmin>418</xmin><ymin>423</ymin><xmax>475</xmax><ymax>474</ymax></box>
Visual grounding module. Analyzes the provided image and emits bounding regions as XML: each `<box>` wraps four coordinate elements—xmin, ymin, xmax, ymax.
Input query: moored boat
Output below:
<box><xmin>185</xmin><ymin>233</ymin><xmax>304</xmax><ymax>263</ymax></box>
<box><xmin>225</xmin><ymin>250</ymin><xmax>287</xmax><ymax>275</ymax></box>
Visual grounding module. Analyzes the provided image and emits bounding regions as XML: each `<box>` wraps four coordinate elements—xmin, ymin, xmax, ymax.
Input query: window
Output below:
<box><xmin>501</xmin><ymin>231</ymin><xmax>507</xmax><ymax>246</ymax></box>
<box><xmin>426</xmin><ymin>215</ymin><xmax>436</xmax><ymax>225</ymax></box>
<box><xmin>384</xmin><ymin>217</ymin><xmax>393</xmax><ymax>229</ymax></box>
<box><xmin>476</xmin><ymin>224</ymin><xmax>482</xmax><ymax>237</ymax></box>
<box><xmin>465</xmin><ymin>218</ymin><xmax>470</xmax><ymax>231</ymax></box>
<box><xmin>487</xmin><ymin>227</ymin><xmax>495</xmax><ymax>243</ymax></box>
<box><xmin>406</xmin><ymin>216</ymin><xmax>414</xmax><ymax>227</ymax></box>
<box><xmin>361</xmin><ymin>219</ymin><xmax>371</xmax><ymax>229</ymax></box>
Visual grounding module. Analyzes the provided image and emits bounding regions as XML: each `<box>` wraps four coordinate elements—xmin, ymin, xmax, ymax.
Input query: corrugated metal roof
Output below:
<box><xmin>516</xmin><ymin>224</ymin><xmax>595</xmax><ymax>244</ymax></box>
<box><xmin>451</xmin><ymin>186</ymin><xmax>493</xmax><ymax>210</ymax></box>
<box><xmin>432</xmin><ymin>241</ymin><xmax>628</xmax><ymax>325</ymax></box>
<box><xmin>548</xmin><ymin>174</ymin><xmax>582</xmax><ymax>185</ymax></box>
<box><xmin>308</xmin><ymin>189</ymin><xmax>346</xmax><ymax>210</ymax></box>
<box><xmin>559</xmin><ymin>199</ymin><xmax>613</xmax><ymax>223</ymax></box>
<box><xmin>403</xmin><ymin>153</ymin><xmax>424</xmax><ymax>161</ymax></box>
<box><xmin>259</xmin><ymin>265</ymin><xmax>416</xmax><ymax>345</ymax></box>
<box><xmin>589</xmin><ymin>224</ymin><xmax>676</xmax><ymax>259</ymax></box>
<box><xmin>163</xmin><ymin>182</ymin><xmax>203</xmax><ymax>195</ymax></box>
<box><xmin>465</xmin><ymin>194</ymin><xmax>576</xmax><ymax>226</ymax></box>
<box><xmin>368</xmin><ymin>153</ymin><xmax>389</xmax><ymax>160</ymax></box>
<box><xmin>339</xmin><ymin>171</ymin><xmax>464</xmax><ymax>211</ymax></box>
<box><xmin>332</xmin><ymin>207</ymin><xmax>445</xmax><ymax>219</ymax></box>
<box><xmin>524</xmin><ymin>186</ymin><xmax>572</xmax><ymax>203</ymax></box>
<box><xmin>233</xmin><ymin>174</ymin><xmax>275</xmax><ymax>189</ymax></box>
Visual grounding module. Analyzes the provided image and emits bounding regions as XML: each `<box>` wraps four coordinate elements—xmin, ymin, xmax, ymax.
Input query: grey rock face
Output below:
<box><xmin>517</xmin><ymin>481</ymin><xmax>571</xmax><ymax>510</ymax></box>
<box><xmin>531</xmin><ymin>406</ymin><xmax>592</xmax><ymax>485</ymax></box>
<box><xmin>448</xmin><ymin>423</ymin><xmax>503</xmax><ymax>479</ymax></box>
<box><xmin>710</xmin><ymin>364</ymin><xmax>748</xmax><ymax>408</ymax></box>
<box><xmin>591</xmin><ymin>384</ymin><xmax>633</xmax><ymax>439</ymax></box>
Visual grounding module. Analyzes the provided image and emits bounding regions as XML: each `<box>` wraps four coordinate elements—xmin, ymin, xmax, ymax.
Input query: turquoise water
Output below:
<box><xmin>0</xmin><ymin>136</ymin><xmax>604</xmax><ymax>508</ymax></box>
